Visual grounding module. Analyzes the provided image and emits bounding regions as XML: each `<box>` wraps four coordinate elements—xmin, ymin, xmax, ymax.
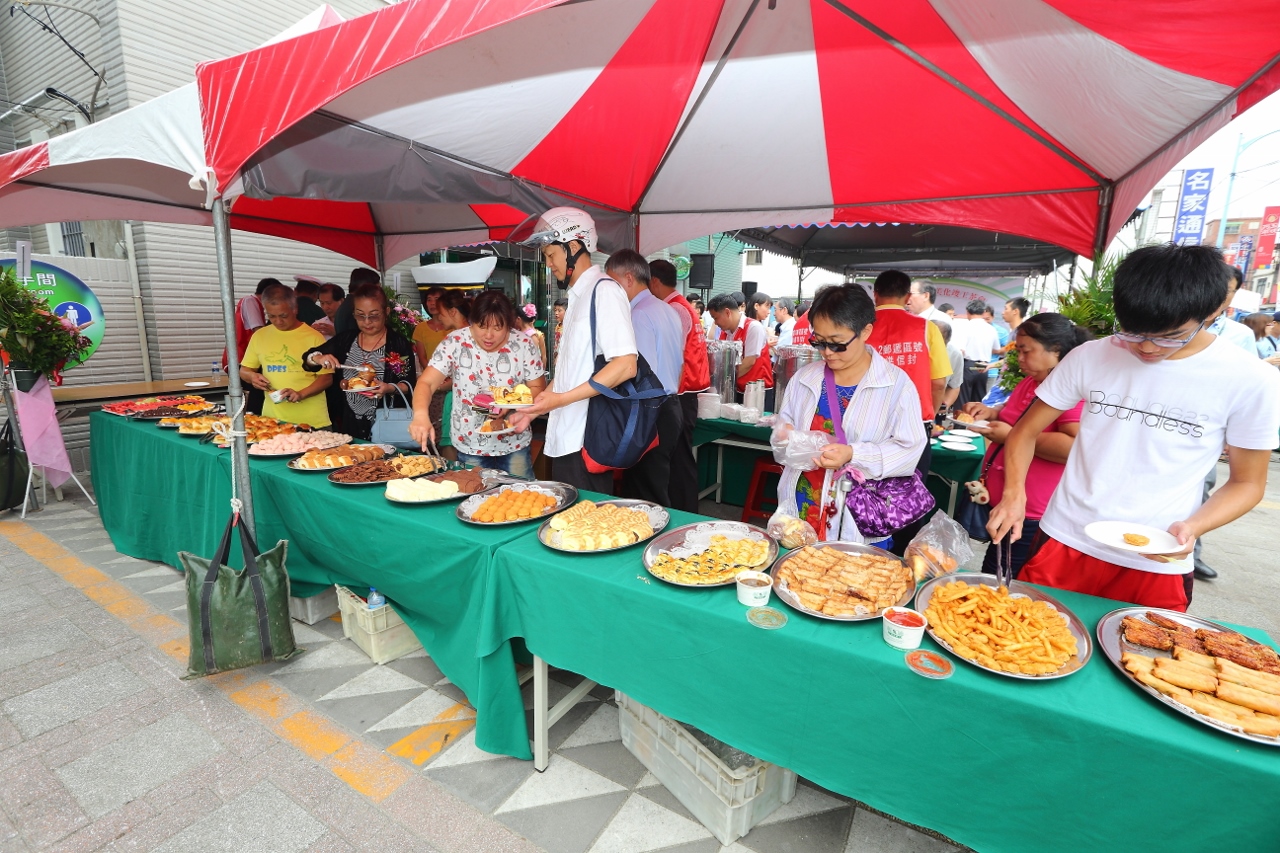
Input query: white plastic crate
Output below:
<box><xmin>289</xmin><ymin>586</ymin><xmax>339</xmax><ymax>625</ymax></box>
<box><xmin>617</xmin><ymin>692</ymin><xmax>796</xmax><ymax>845</ymax></box>
<box><xmin>335</xmin><ymin>586</ymin><xmax>422</xmax><ymax>664</ymax></box>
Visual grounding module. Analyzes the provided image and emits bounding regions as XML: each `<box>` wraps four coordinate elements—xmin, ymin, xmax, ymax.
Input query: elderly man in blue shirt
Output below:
<box><xmin>605</xmin><ymin>249</ymin><xmax>686</xmax><ymax>507</ymax></box>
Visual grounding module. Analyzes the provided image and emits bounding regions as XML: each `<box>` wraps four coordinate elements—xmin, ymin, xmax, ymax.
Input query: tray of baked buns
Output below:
<box><xmin>1099</xmin><ymin>607</ymin><xmax>1280</xmax><ymax>746</ymax></box>
<box><xmin>287</xmin><ymin>444</ymin><xmax>393</xmax><ymax>471</ymax></box>
<box><xmin>537</xmin><ymin>499</ymin><xmax>669</xmax><ymax>553</ymax></box>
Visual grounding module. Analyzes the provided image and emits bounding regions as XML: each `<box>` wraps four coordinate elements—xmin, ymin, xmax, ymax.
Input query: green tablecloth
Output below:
<box><xmin>90</xmin><ymin>411</ymin><xmax>532</xmax><ymax>759</ymax></box>
<box><xmin>480</xmin><ymin>536</ymin><xmax>1280</xmax><ymax>853</ymax></box>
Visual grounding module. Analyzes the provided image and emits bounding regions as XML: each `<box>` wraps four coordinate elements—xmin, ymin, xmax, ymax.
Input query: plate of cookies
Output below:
<box><xmin>1084</xmin><ymin>521</ymin><xmax>1181</xmax><ymax>555</ymax></box>
<box><xmin>642</xmin><ymin>522</ymin><xmax>776</xmax><ymax>587</ymax></box>
<box><xmin>456</xmin><ymin>481</ymin><xmax>578</xmax><ymax>525</ymax></box>
<box><xmin>772</xmin><ymin>542</ymin><xmax>914</xmax><ymax>621</ymax></box>
<box><xmin>538</xmin><ymin>499</ymin><xmax>669</xmax><ymax>553</ymax></box>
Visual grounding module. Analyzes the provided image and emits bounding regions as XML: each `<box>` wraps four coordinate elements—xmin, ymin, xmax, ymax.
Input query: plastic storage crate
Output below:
<box><xmin>335</xmin><ymin>586</ymin><xmax>422</xmax><ymax>664</ymax></box>
<box><xmin>289</xmin><ymin>586</ymin><xmax>339</xmax><ymax>625</ymax></box>
<box><xmin>617</xmin><ymin>692</ymin><xmax>796</xmax><ymax>845</ymax></box>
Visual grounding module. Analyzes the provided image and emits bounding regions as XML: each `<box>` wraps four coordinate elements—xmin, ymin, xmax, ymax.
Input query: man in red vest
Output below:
<box><xmin>650</xmin><ymin>260</ymin><xmax>710</xmax><ymax>512</ymax></box>
<box><xmin>708</xmin><ymin>293</ymin><xmax>774</xmax><ymax>410</ymax></box>
<box><xmin>868</xmin><ymin>269</ymin><xmax>953</xmax><ymax>501</ymax></box>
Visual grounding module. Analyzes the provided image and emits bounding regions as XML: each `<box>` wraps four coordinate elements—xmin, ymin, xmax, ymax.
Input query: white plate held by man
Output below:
<box><xmin>1084</xmin><ymin>521</ymin><xmax>1182</xmax><ymax>555</ymax></box>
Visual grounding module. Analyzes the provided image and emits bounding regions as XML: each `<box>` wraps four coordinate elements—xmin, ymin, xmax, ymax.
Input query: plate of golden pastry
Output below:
<box><xmin>915</xmin><ymin>573</ymin><xmax>1090</xmax><ymax>679</ymax></box>
<box><xmin>538</xmin><ymin>499</ymin><xmax>669</xmax><ymax>553</ymax></box>
<box><xmin>772</xmin><ymin>542</ymin><xmax>914</xmax><ymax>621</ymax></box>
<box><xmin>490</xmin><ymin>383</ymin><xmax>535</xmax><ymax>408</ymax></box>
<box><xmin>456</xmin><ymin>481</ymin><xmax>578</xmax><ymax>525</ymax></box>
<box><xmin>1099</xmin><ymin>607</ymin><xmax>1280</xmax><ymax>746</ymax></box>
<box><xmin>287</xmin><ymin>444</ymin><xmax>393</xmax><ymax>471</ymax></box>
<box><xmin>642</xmin><ymin>522</ymin><xmax>776</xmax><ymax>587</ymax></box>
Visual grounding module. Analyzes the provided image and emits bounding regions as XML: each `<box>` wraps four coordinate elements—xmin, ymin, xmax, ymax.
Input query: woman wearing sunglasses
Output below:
<box><xmin>772</xmin><ymin>284</ymin><xmax>927</xmax><ymax>547</ymax></box>
<box><xmin>961</xmin><ymin>314</ymin><xmax>1090</xmax><ymax>577</ymax></box>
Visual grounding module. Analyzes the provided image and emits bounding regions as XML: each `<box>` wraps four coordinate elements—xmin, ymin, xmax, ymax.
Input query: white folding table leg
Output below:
<box><xmin>531</xmin><ymin>655</ymin><xmax>598</xmax><ymax>772</ymax></box>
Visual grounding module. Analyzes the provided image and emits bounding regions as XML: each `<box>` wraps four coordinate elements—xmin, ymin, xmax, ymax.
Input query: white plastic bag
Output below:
<box><xmin>767</xmin><ymin>510</ymin><xmax>818</xmax><ymax>549</ymax></box>
<box><xmin>770</xmin><ymin>425</ymin><xmax>828</xmax><ymax>472</ymax></box>
<box><xmin>904</xmin><ymin>513</ymin><xmax>975</xmax><ymax>582</ymax></box>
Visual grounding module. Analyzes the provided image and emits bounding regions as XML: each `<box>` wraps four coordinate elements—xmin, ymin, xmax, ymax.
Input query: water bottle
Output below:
<box><xmin>366</xmin><ymin>588</ymin><xmax>385</xmax><ymax>610</ymax></box>
<box><xmin>211</xmin><ymin>360</ymin><xmax>220</xmax><ymax>379</ymax></box>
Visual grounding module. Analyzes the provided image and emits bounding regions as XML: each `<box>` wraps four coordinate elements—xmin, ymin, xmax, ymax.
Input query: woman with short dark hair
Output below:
<box><xmin>302</xmin><ymin>282</ymin><xmax>418</xmax><ymax>439</ymax></box>
<box><xmin>409</xmin><ymin>291</ymin><xmax>546</xmax><ymax>475</ymax></box>
<box><xmin>773</xmin><ymin>284</ymin><xmax>927</xmax><ymax>547</ymax></box>
<box><xmin>964</xmin><ymin>313</ymin><xmax>1091</xmax><ymax>576</ymax></box>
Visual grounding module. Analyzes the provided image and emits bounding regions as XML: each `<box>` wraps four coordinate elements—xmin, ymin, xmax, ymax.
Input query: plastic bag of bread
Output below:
<box><xmin>767</xmin><ymin>511</ymin><xmax>818</xmax><ymax>550</ymax></box>
<box><xmin>904</xmin><ymin>513</ymin><xmax>974</xmax><ymax>582</ymax></box>
<box><xmin>769</xmin><ymin>426</ymin><xmax>829</xmax><ymax>472</ymax></box>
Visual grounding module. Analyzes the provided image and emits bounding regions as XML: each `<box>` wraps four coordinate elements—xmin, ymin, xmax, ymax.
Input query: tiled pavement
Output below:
<box><xmin>4</xmin><ymin>457</ymin><xmax>1278</xmax><ymax>852</ymax></box>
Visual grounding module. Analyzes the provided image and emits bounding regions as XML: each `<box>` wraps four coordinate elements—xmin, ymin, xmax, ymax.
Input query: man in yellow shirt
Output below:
<box><xmin>241</xmin><ymin>284</ymin><xmax>333</xmax><ymax>427</ymax></box>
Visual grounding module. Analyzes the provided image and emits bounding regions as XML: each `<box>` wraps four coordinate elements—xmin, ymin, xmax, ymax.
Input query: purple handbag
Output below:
<box><xmin>824</xmin><ymin>367</ymin><xmax>935</xmax><ymax>539</ymax></box>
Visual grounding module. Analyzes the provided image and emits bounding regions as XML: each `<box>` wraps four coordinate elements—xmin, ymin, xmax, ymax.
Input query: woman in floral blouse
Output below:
<box><xmin>303</xmin><ymin>283</ymin><xmax>418</xmax><ymax>439</ymax></box>
<box><xmin>409</xmin><ymin>291</ymin><xmax>546</xmax><ymax>476</ymax></box>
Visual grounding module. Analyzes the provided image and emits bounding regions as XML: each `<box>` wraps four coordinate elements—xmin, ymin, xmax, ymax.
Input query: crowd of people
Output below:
<box><xmin>233</xmin><ymin>206</ymin><xmax>1280</xmax><ymax>614</ymax></box>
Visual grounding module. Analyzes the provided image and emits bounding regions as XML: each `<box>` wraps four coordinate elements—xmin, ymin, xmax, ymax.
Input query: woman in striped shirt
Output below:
<box><xmin>773</xmin><ymin>284</ymin><xmax>926</xmax><ymax>547</ymax></box>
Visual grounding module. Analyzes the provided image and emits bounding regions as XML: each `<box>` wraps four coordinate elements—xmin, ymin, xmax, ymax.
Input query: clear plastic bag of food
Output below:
<box><xmin>767</xmin><ymin>510</ymin><xmax>818</xmax><ymax>549</ymax></box>
<box><xmin>770</xmin><ymin>426</ymin><xmax>828</xmax><ymax>471</ymax></box>
<box><xmin>905</xmin><ymin>512</ymin><xmax>974</xmax><ymax>582</ymax></box>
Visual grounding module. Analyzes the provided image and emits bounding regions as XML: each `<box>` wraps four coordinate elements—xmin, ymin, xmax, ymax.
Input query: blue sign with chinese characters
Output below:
<box><xmin>1173</xmin><ymin>168</ymin><xmax>1213</xmax><ymax>246</ymax></box>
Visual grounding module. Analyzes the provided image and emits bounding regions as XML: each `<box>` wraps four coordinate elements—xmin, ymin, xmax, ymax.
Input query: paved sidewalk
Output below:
<box><xmin>3</xmin><ymin>457</ymin><xmax>1277</xmax><ymax>852</ymax></box>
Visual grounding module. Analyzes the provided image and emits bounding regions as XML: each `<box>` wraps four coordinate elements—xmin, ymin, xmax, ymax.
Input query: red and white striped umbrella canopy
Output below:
<box><xmin>196</xmin><ymin>0</ymin><xmax>1280</xmax><ymax>261</ymax></box>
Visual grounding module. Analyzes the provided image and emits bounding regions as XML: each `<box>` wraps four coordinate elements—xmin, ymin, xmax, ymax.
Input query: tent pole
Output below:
<box><xmin>213</xmin><ymin>199</ymin><xmax>255</xmax><ymax>537</ymax></box>
<box><xmin>375</xmin><ymin>235</ymin><xmax>386</xmax><ymax>284</ymax></box>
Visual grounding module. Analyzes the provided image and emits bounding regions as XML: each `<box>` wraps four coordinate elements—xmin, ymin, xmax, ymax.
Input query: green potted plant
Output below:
<box><xmin>0</xmin><ymin>266</ymin><xmax>92</xmax><ymax>389</ymax></box>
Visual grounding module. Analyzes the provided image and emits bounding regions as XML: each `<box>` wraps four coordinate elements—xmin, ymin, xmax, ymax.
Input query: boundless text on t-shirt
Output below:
<box><xmin>1086</xmin><ymin>390</ymin><xmax>1205</xmax><ymax>438</ymax></box>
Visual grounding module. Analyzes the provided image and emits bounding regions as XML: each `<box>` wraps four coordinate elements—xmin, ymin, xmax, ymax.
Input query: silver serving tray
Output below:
<box><xmin>771</xmin><ymin>541</ymin><xmax>914</xmax><ymax>622</ymax></box>
<box><xmin>286</xmin><ymin>444</ymin><xmax>395</xmax><ymax>472</ymax></box>
<box><xmin>133</xmin><ymin>406</ymin><xmax>217</xmax><ymax>421</ymax></box>
<box><xmin>914</xmin><ymin>572</ymin><xmax>1092</xmax><ymax>680</ymax></box>
<box><xmin>641</xmin><ymin>521</ymin><xmax>776</xmax><ymax>587</ymax></box>
<box><xmin>1097</xmin><ymin>607</ymin><xmax>1280</xmax><ymax>747</ymax></box>
<box><xmin>455</xmin><ymin>481</ymin><xmax>578</xmax><ymax>525</ymax></box>
<box><xmin>536</xmin><ymin>499</ymin><xmax>670</xmax><ymax>553</ymax></box>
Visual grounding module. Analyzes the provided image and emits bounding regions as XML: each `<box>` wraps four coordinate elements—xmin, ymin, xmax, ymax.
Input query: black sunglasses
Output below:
<box><xmin>808</xmin><ymin>333</ymin><xmax>858</xmax><ymax>353</ymax></box>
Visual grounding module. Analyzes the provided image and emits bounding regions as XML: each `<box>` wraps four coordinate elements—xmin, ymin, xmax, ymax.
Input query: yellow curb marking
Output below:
<box><xmin>0</xmin><ymin>519</ymin><xmax>429</xmax><ymax>805</ymax></box>
<box><xmin>277</xmin><ymin>710</ymin><xmax>352</xmax><ymax>760</ymax></box>
<box><xmin>327</xmin><ymin>740</ymin><xmax>414</xmax><ymax>802</ymax></box>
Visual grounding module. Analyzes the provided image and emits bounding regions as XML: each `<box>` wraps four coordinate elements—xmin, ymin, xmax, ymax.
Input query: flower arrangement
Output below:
<box><xmin>0</xmin><ymin>266</ymin><xmax>92</xmax><ymax>385</ymax></box>
<box><xmin>382</xmin><ymin>285</ymin><xmax>424</xmax><ymax>342</ymax></box>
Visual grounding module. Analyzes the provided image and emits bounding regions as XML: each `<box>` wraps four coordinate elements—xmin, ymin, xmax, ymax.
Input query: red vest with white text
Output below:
<box><xmin>867</xmin><ymin>307</ymin><xmax>932</xmax><ymax>420</ymax></box>
<box><xmin>665</xmin><ymin>292</ymin><xmax>711</xmax><ymax>394</ymax></box>
<box><xmin>733</xmin><ymin>316</ymin><xmax>773</xmax><ymax>392</ymax></box>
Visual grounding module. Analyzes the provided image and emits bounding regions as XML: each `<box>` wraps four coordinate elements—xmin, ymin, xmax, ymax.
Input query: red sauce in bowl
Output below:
<box><xmin>885</xmin><ymin>609</ymin><xmax>925</xmax><ymax>628</ymax></box>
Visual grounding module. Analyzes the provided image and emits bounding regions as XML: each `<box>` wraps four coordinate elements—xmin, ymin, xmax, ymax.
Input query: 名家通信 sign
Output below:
<box><xmin>1173</xmin><ymin>168</ymin><xmax>1213</xmax><ymax>246</ymax></box>
<box><xmin>0</xmin><ymin>259</ymin><xmax>105</xmax><ymax>367</ymax></box>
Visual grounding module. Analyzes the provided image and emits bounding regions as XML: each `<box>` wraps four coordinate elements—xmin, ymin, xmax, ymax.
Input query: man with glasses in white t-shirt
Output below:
<box><xmin>987</xmin><ymin>245</ymin><xmax>1280</xmax><ymax>611</ymax></box>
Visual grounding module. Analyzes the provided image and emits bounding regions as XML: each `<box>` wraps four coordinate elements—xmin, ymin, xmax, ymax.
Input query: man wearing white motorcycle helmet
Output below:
<box><xmin>510</xmin><ymin>207</ymin><xmax>638</xmax><ymax>492</ymax></box>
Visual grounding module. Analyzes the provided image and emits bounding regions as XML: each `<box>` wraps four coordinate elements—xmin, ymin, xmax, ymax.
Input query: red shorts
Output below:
<box><xmin>1020</xmin><ymin>533</ymin><xmax>1190</xmax><ymax>611</ymax></box>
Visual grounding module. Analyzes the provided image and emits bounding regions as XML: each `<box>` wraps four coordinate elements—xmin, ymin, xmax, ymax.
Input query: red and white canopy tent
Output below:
<box><xmin>196</xmin><ymin>0</ymin><xmax>1280</xmax><ymax>260</ymax></box>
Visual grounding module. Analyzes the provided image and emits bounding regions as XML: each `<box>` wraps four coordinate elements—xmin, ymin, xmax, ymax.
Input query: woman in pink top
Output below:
<box><xmin>963</xmin><ymin>313</ymin><xmax>1090</xmax><ymax>577</ymax></box>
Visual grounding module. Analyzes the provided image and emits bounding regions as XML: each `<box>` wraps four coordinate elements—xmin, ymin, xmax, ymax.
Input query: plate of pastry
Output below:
<box><xmin>537</xmin><ymin>499</ymin><xmax>669</xmax><ymax>552</ymax></box>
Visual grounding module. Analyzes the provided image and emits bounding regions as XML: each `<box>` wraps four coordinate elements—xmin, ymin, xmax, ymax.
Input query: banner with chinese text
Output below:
<box><xmin>1173</xmin><ymin>168</ymin><xmax>1213</xmax><ymax>246</ymax></box>
<box><xmin>1254</xmin><ymin>207</ymin><xmax>1280</xmax><ymax>271</ymax></box>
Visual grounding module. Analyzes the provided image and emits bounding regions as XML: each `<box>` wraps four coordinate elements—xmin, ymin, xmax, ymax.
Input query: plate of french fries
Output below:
<box><xmin>1098</xmin><ymin>607</ymin><xmax>1280</xmax><ymax>746</ymax></box>
<box><xmin>915</xmin><ymin>573</ymin><xmax>1091</xmax><ymax>679</ymax></box>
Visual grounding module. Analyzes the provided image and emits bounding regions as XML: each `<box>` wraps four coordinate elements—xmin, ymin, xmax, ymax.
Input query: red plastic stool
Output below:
<box><xmin>741</xmin><ymin>458</ymin><xmax>784</xmax><ymax>525</ymax></box>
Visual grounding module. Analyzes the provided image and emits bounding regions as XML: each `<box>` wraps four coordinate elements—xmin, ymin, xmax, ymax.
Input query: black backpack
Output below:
<box><xmin>580</xmin><ymin>280</ymin><xmax>672</xmax><ymax>473</ymax></box>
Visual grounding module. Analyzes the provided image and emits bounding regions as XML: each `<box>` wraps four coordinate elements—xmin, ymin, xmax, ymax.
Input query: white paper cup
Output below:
<box><xmin>269</xmin><ymin>389</ymin><xmax>286</xmax><ymax>403</ymax></box>
<box><xmin>882</xmin><ymin>607</ymin><xmax>927</xmax><ymax>650</ymax></box>
<box><xmin>736</xmin><ymin>571</ymin><xmax>772</xmax><ymax>607</ymax></box>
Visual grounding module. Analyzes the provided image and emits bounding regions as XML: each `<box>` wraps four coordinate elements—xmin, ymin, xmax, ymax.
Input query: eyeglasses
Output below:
<box><xmin>808</xmin><ymin>333</ymin><xmax>858</xmax><ymax>353</ymax></box>
<box><xmin>1112</xmin><ymin>321</ymin><xmax>1204</xmax><ymax>349</ymax></box>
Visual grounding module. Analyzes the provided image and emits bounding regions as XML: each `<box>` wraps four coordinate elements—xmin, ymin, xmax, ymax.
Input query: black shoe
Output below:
<box><xmin>1194</xmin><ymin>564</ymin><xmax>1218</xmax><ymax>580</ymax></box>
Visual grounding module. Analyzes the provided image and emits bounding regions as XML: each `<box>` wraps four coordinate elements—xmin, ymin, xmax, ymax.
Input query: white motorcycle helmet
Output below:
<box><xmin>520</xmin><ymin>207</ymin><xmax>597</xmax><ymax>283</ymax></box>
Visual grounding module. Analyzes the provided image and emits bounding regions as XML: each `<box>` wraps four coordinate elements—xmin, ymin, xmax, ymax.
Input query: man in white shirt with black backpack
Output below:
<box><xmin>510</xmin><ymin>207</ymin><xmax>637</xmax><ymax>493</ymax></box>
<box><xmin>988</xmin><ymin>244</ymin><xmax>1280</xmax><ymax>611</ymax></box>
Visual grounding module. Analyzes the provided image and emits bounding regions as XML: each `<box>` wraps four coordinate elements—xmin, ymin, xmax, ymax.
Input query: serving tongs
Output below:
<box><xmin>993</xmin><ymin>535</ymin><xmax>1014</xmax><ymax>590</ymax></box>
